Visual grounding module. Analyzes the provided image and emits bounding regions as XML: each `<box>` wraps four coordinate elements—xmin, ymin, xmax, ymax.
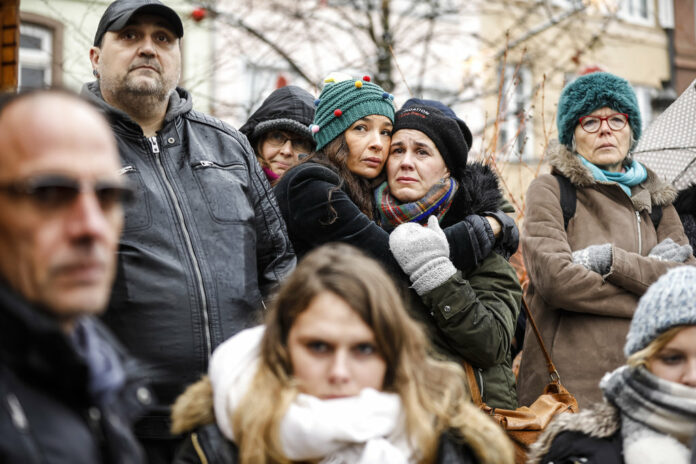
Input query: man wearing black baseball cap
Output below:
<box><xmin>82</xmin><ymin>1</ymin><xmax>296</xmax><ymax>462</ymax></box>
<box><xmin>93</xmin><ymin>0</ymin><xmax>183</xmax><ymax>47</ymax></box>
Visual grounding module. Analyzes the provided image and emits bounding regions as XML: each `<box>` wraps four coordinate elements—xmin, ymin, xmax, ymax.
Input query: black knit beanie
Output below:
<box><xmin>392</xmin><ymin>105</ymin><xmax>471</xmax><ymax>177</ymax></box>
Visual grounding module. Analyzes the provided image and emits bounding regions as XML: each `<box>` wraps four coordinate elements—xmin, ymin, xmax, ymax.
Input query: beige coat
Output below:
<box><xmin>517</xmin><ymin>143</ymin><xmax>695</xmax><ymax>408</ymax></box>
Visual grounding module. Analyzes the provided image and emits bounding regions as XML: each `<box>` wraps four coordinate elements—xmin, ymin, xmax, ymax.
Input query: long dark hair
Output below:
<box><xmin>301</xmin><ymin>134</ymin><xmax>377</xmax><ymax>220</ymax></box>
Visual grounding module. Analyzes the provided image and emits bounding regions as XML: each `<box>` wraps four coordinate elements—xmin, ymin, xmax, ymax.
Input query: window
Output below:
<box><xmin>19</xmin><ymin>24</ymin><xmax>52</xmax><ymax>89</ymax></box>
<box><xmin>18</xmin><ymin>13</ymin><xmax>63</xmax><ymax>90</ymax></box>
<box><xmin>498</xmin><ymin>65</ymin><xmax>535</xmax><ymax>161</ymax></box>
<box><xmin>657</xmin><ymin>0</ymin><xmax>674</xmax><ymax>28</ymax></box>
<box><xmin>633</xmin><ymin>85</ymin><xmax>655</xmax><ymax>129</ymax></box>
<box><xmin>618</xmin><ymin>0</ymin><xmax>654</xmax><ymax>25</ymax></box>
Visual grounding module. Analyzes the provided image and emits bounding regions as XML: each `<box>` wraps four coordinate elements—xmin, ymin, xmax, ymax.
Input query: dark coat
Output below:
<box><xmin>172</xmin><ymin>422</ymin><xmax>480</xmax><ymax>464</ymax></box>
<box><xmin>0</xmin><ymin>281</ymin><xmax>151</xmax><ymax>464</ymax></box>
<box><xmin>81</xmin><ymin>82</ymin><xmax>296</xmax><ymax>439</ymax></box>
<box><xmin>675</xmin><ymin>183</ymin><xmax>696</xmax><ymax>250</ymax></box>
<box><xmin>239</xmin><ymin>85</ymin><xmax>316</xmax><ymax>148</ymax></box>
<box><xmin>527</xmin><ymin>402</ymin><xmax>623</xmax><ymax>464</ymax></box>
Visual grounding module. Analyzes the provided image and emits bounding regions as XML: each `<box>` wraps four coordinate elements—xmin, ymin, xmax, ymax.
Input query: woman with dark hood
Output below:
<box><xmin>240</xmin><ymin>86</ymin><xmax>315</xmax><ymax>185</ymax></box>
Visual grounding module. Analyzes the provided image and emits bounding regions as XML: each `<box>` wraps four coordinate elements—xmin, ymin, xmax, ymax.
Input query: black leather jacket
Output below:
<box><xmin>0</xmin><ymin>282</ymin><xmax>151</xmax><ymax>464</ymax></box>
<box><xmin>81</xmin><ymin>83</ymin><xmax>296</xmax><ymax>438</ymax></box>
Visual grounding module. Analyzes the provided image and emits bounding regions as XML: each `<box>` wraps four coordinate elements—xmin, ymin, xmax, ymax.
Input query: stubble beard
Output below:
<box><xmin>101</xmin><ymin>71</ymin><xmax>174</xmax><ymax>119</ymax></box>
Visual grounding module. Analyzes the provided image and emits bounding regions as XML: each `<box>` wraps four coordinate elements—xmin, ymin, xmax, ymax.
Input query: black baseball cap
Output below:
<box><xmin>93</xmin><ymin>0</ymin><xmax>184</xmax><ymax>46</ymax></box>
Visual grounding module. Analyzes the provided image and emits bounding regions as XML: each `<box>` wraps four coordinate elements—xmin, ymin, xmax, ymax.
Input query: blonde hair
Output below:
<box><xmin>626</xmin><ymin>326</ymin><xmax>685</xmax><ymax>369</ymax></box>
<box><xmin>231</xmin><ymin>243</ymin><xmax>513</xmax><ymax>464</ymax></box>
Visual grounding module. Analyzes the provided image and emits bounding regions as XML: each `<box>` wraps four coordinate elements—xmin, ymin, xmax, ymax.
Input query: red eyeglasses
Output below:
<box><xmin>578</xmin><ymin>113</ymin><xmax>629</xmax><ymax>133</ymax></box>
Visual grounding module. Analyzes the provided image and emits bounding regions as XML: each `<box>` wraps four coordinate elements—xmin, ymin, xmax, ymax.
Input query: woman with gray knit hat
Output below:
<box><xmin>518</xmin><ymin>71</ymin><xmax>695</xmax><ymax>409</ymax></box>
<box><xmin>384</xmin><ymin>104</ymin><xmax>522</xmax><ymax>409</ymax></box>
<box><xmin>239</xmin><ymin>85</ymin><xmax>315</xmax><ymax>185</ymax></box>
<box><xmin>528</xmin><ymin>265</ymin><xmax>696</xmax><ymax>464</ymax></box>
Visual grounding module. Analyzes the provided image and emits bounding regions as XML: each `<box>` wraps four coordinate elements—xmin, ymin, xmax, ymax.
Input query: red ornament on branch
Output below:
<box><xmin>191</xmin><ymin>7</ymin><xmax>207</xmax><ymax>22</ymax></box>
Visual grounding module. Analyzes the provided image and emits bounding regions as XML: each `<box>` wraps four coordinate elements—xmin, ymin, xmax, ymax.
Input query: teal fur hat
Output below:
<box><xmin>624</xmin><ymin>266</ymin><xmax>696</xmax><ymax>356</ymax></box>
<box><xmin>556</xmin><ymin>72</ymin><xmax>641</xmax><ymax>148</ymax></box>
<box><xmin>311</xmin><ymin>74</ymin><xmax>395</xmax><ymax>151</ymax></box>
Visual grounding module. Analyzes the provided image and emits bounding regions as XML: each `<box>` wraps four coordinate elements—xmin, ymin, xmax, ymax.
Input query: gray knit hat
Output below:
<box><xmin>625</xmin><ymin>266</ymin><xmax>696</xmax><ymax>356</ymax></box>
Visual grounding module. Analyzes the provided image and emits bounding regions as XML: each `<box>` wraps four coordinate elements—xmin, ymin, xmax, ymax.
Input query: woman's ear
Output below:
<box><xmin>443</xmin><ymin>168</ymin><xmax>451</xmax><ymax>179</ymax></box>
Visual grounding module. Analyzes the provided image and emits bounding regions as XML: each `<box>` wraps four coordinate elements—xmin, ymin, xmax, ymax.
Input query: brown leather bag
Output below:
<box><xmin>463</xmin><ymin>297</ymin><xmax>579</xmax><ymax>464</ymax></box>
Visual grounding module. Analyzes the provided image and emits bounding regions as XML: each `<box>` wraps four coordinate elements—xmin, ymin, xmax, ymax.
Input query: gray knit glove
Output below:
<box><xmin>648</xmin><ymin>238</ymin><xmax>693</xmax><ymax>263</ymax></box>
<box><xmin>572</xmin><ymin>243</ymin><xmax>612</xmax><ymax>275</ymax></box>
<box><xmin>389</xmin><ymin>216</ymin><xmax>457</xmax><ymax>296</ymax></box>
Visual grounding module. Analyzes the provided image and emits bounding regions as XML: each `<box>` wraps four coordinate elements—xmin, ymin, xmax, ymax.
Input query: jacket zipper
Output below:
<box><xmin>149</xmin><ymin>136</ymin><xmax>213</xmax><ymax>358</ymax></box>
<box><xmin>635</xmin><ymin>211</ymin><xmax>642</xmax><ymax>255</ymax></box>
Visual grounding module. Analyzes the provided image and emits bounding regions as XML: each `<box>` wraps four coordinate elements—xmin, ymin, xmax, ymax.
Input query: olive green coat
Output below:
<box><xmin>417</xmin><ymin>252</ymin><xmax>522</xmax><ymax>410</ymax></box>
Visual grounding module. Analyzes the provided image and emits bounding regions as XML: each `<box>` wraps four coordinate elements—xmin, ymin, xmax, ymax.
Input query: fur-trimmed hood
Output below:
<box><xmin>441</xmin><ymin>161</ymin><xmax>503</xmax><ymax>227</ymax></box>
<box><xmin>526</xmin><ymin>402</ymin><xmax>620</xmax><ymax>464</ymax></box>
<box><xmin>546</xmin><ymin>141</ymin><xmax>677</xmax><ymax>210</ymax></box>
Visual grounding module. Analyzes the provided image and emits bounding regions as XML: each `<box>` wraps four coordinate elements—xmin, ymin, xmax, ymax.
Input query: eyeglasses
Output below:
<box><xmin>264</xmin><ymin>131</ymin><xmax>313</xmax><ymax>154</ymax></box>
<box><xmin>0</xmin><ymin>174</ymin><xmax>135</xmax><ymax>211</ymax></box>
<box><xmin>578</xmin><ymin>113</ymin><xmax>629</xmax><ymax>133</ymax></box>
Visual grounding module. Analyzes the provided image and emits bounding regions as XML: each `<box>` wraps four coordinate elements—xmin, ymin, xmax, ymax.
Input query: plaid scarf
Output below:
<box><xmin>601</xmin><ymin>365</ymin><xmax>696</xmax><ymax>463</ymax></box>
<box><xmin>375</xmin><ymin>178</ymin><xmax>458</xmax><ymax>232</ymax></box>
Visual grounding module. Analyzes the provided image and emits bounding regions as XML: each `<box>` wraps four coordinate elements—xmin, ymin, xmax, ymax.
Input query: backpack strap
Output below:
<box><xmin>553</xmin><ymin>173</ymin><xmax>663</xmax><ymax>230</ymax></box>
<box><xmin>553</xmin><ymin>173</ymin><xmax>576</xmax><ymax>230</ymax></box>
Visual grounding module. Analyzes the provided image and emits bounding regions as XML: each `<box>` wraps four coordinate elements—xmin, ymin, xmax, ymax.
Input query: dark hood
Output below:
<box><xmin>441</xmin><ymin>161</ymin><xmax>504</xmax><ymax>226</ymax></box>
<box><xmin>80</xmin><ymin>80</ymin><xmax>193</xmax><ymax>136</ymax></box>
<box><xmin>239</xmin><ymin>85</ymin><xmax>315</xmax><ymax>147</ymax></box>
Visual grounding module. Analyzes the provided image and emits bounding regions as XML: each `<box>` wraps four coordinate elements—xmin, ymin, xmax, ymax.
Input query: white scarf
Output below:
<box><xmin>208</xmin><ymin>326</ymin><xmax>416</xmax><ymax>463</ymax></box>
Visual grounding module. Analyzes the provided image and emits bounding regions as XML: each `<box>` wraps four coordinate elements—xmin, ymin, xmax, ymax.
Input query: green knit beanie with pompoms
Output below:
<box><xmin>310</xmin><ymin>74</ymin><xmax>395</xmax><ymax>151</ymax></box>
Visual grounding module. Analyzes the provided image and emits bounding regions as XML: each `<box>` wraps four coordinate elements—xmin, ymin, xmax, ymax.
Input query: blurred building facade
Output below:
<box><xmin>10</xmin><ymin>0</ymin><xmax>696</xmax><ymax>205</ymax></box>
<box><xmin>16</xmin><ymin>0</ymin><xmax>215</xmax><ymax>113</ymax></box>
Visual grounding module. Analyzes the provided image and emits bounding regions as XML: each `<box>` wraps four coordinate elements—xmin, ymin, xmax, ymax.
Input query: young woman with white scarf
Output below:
<box><xmin>169</xmin><ymin>243</ymin><xmax>514</xmax><ymax>464</ymax></box>
<box><xmin>528</xmin><ymin>265</ymin><xmax>696</xmax><ymax>464</ymax></box>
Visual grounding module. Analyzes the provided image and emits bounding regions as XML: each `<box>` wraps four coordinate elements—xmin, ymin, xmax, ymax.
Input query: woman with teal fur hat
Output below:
<box><xmin>518</xmin><ymin>71</ymin><xmax>695</xmax><ymax>409</ymax></box>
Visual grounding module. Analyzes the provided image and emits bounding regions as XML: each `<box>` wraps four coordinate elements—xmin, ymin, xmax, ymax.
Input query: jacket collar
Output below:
<box><xmin>547</xmin><ymin>141</ymin><xmax>677</xmax><ymax>209</ymax></box>
<box><xmin>80</xmin><ymin>81</ymin><xmax>193</xmax><ymax>136</ymax></box>
<box><xmin>0</xmin><ymin>279</ymin><xmax>92</xmax><ymax>405</ymax></box>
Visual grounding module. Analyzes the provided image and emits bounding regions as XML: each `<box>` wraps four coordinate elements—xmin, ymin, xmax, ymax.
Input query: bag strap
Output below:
<box><xmin>521</xmin><ymin>296</ymin><xmax>561</xmax><ymax>383</ymax></box>
<box><xmin>463</xmin><ymin>295</ymin><xmax>561</xmax><ymax>405</ymax></box>
<box><xmin>462</xmin><ymin>362</ymin><xmax>484</xmax><ymax>407</ymax></box>
<box><xmin>553</xmin><ymin>173</ymin><xmax>576</xmax><ymax>230</ymax></box>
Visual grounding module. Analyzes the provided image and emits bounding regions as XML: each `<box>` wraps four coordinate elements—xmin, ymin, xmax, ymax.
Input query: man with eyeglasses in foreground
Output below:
<box><xmin>0</xmin><ymin>89</ymin><xmax>150</xmax><ymax>463</ymax></box>
<box><xmin>82</xmin><ymin>0</ymin><xmax>296</xmax><ymax>461</ymax></box>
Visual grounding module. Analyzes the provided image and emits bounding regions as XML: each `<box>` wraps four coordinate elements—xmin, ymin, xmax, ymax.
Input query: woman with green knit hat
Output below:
<box><xmin>518</xmin><ymin>71</ymin><xmax>695</xmax><ymax>409</ymax></box>
<box><xmin>274</xmin><ymin>73</ymin><xmax>494</xmax><ymax>278</ymax></box>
